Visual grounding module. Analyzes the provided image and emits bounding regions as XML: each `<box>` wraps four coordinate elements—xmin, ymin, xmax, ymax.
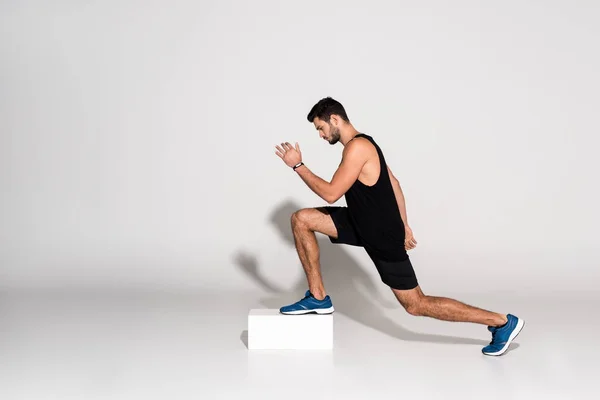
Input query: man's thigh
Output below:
<box><xmin>292</xmin><ymin>207</ymin><xmax>339</xmax><ymax>238</ymax></box>
<box><xmin>296</xmin><ymin>206</ymin><xmax>363</xmax><ymax>247</ymax></box>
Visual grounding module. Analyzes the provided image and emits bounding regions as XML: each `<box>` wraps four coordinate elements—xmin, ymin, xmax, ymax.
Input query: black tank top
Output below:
<box><xmin>345</xmin><ymin>133</ymin><xmax>408</xmax><ymax>261</ymax></box>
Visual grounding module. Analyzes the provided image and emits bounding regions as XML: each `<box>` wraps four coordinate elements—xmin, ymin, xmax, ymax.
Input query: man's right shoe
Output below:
<box><xmin>279</xmin><ymin>290</ymin><xmax>335</xmax><ymax>315</ymax></box>
<box><xmin>482</xmin><ymin>314</ymin><xmax>525</xmax><ymax>356</ymax></box>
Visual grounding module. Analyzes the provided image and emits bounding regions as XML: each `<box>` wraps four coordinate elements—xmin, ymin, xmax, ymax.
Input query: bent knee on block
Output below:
<box><xmin>290</xmin><ymin>210</ymin><xmax>307</xmax><ymax>228</ymax></box>
<box><xmin>291</xmin><ymin>209</ymin><xmax>318</xmax><ymax>230</ymax></box>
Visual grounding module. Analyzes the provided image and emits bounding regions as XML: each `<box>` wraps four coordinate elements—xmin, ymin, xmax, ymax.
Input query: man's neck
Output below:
<box><xmin>340</xmin><ymin>128</ymin><xmax>362</xmax><ymax>146</ymax></box>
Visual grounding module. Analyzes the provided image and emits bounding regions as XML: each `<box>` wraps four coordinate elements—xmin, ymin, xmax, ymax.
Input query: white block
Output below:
<box><xmin>247</xmin><ymin>309</ymin><xmax>333</xmax><ymax>350</ymax></box>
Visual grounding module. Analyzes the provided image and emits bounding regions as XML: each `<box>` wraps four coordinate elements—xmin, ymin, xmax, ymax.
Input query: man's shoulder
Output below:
<box><xmin>345</xmin><ymin>135</ymin><xmax>373</xmax><ymax>151</ymax></box>
<box><xmin>344</xmin><ymin>135</ymin><xmax>377</xmax><ymax>157</ymax></box>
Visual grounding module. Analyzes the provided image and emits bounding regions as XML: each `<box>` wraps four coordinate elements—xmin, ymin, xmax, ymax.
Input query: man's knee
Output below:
<box><xmin>393</xmin><ymin>286</ymin><xmax>427</xmax><ymax>316</ymax></box>
<box><xmin>405</xmin><ymin>302</ymin><xmax>425</xmax><ymax>316</ymax></box>
<box><xmin>291</xmin><ymin>208</ymin><xmax>310</xmax><ymax>230</ymax></box>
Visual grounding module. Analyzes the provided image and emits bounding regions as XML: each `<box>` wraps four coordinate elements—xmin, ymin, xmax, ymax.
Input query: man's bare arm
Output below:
<box><xmin>292</xmin><ymin>165</ymin><xmax>336</xmax><ymax>203</ymax></box>
<box><xmin>387</xmin><ymin>165</ymin><xmax>409</xmax><ymax>227</ymax></box>
<box><xmin>295</xmin><ymin>140</ymin><xmax>369</xmax><ymax>204</ymax></box>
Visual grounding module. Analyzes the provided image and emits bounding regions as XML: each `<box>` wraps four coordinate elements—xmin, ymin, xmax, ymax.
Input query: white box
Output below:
<box><xmin>247</xmin><ymin>309</ymin><xmax>333</xmax><ymax>350</ymax></box>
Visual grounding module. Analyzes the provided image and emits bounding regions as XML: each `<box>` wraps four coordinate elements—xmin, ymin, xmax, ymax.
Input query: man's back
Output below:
<box><xmin>343</xmin><ymin>133</ymin><xmax>408</xmax><ymax>261</ymax></box>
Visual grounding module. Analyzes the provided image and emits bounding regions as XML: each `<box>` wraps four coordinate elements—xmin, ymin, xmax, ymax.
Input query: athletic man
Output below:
<box><xmin>274</xmin><ymin>97</ymin><xmax>524</xmax><ymax>356</ymax></box>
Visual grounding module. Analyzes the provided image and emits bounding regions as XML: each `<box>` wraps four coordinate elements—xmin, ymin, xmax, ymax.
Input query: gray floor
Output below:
<box><xmin>0</xmin><ymin>286</ymin><xmax>596</xmax><ymax>399</ymax></box>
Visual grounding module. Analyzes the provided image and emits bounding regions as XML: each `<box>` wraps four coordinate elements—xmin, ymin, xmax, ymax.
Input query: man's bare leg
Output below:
<box><xmin>289</xmin><ymin>208</ymin><xmax>338</xmax><ymax>301</ymax></box>
<box><xmin>392</xmin><ymin>286</ymin><xmax>508</xmax><ymax>327</ymax></box>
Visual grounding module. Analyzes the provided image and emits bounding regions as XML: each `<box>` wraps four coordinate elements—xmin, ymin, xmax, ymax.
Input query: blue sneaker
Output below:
<box><xmin>482</xmin><ymin>314</ymin><xmax>524</xmax><ymax>356</ymax></box>
<box><xmin>279</xmin><ymin>290</ymin><xmax>335</xmax><ymax>315</ymax></box>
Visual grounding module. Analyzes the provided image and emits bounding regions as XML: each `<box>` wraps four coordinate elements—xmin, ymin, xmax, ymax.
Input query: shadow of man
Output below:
<box><xmin>234</xmin><ymin>199</ymin><xmax>490</xmax><ymax>346</ymax></box>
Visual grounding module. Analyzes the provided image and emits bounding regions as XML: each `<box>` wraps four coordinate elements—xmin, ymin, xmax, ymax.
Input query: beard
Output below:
<box><xmin>328</xmin><ymin>125</ymin><xmax>341</xmax><ymax>144</ymax></box>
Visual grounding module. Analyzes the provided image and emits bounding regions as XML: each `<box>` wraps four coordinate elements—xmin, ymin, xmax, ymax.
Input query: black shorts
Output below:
<box><xmin>325</xmin><ymin>206</ymin><xmax>418</xmax><ymax>291</ymax></box>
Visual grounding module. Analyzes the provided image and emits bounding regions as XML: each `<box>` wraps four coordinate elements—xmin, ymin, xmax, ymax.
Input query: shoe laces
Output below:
<box><xmin>490</xmin><ymin>329</ymin><xmax>498</xmax><ymax>344</ymax></box>
<box><xmin>299</xmin><ymin>293</ymin><xmax>312</xmax><ymax>302</ymax></box>
<box><xmin>488</xmin><ymin>326</ymin><xmax>500</xmax><ymax>344</ymax></box>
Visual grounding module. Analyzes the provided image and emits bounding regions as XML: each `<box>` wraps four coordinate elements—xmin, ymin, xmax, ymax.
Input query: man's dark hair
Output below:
<box><xmin>307</xmin><ymin>97</ymin><xmax>350</xmax><ymax>123</ymax></box>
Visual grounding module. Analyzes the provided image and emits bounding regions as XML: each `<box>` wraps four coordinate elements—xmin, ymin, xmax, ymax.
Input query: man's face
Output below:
<box><xmin>313</xmin><ymin>117</ymin><xmax>341</xmax><ymax>145</ymax></box>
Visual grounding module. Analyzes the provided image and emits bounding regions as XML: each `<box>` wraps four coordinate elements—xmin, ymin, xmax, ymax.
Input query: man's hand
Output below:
<box><xmin>405</xmin><ymin>225</ymin><xmax>417</xmax><ymax>250</ymax></box>
<box><xmin>275</xmin><ymin>142</ymin><xmax>302</xmax><ymax>168</ymax></box>
<box><xmin>275</xmin><ymin>137</ymin><xmax>368</xmax><ymax>204</ymax></box>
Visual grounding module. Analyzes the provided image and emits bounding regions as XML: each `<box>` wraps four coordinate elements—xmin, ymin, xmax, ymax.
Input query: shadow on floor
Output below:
<box><xmin>240</xmin><ymin>330</ymin><xmax>248</xmax><ymax>349</ymax></box>
<box><xmin>234</xmin><ymin>199</ymin><xmax>521</xmax><ymax>352</ymax></box>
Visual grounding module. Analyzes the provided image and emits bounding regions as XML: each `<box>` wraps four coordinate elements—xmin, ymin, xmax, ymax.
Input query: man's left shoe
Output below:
<box><xmin>279</xmin><ymin>290</ymin><xmax>334</xmax><ymax>315</ymax></box>
<box><xmin>482</xmin><ymin>314</ymin><xmax>525</xmax><ymax>356</ymax></box>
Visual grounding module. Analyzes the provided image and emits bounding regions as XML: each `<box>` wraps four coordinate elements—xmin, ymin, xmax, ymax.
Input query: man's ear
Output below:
<box><xmin>330</xmin><ymin>114</ymin><xmax>340</xmax><ymax>126</ymax></box>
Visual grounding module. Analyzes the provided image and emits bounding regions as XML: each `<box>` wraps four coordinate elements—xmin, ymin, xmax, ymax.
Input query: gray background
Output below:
<box><xmin>2</xmin><ymin>0</ymin><xmax>599</xmax><ymax>296</ymax></box>
<box><xmin>2</xmin><ymin>1</ymin><xmax>599</xmax><ymax>399</ymax></box>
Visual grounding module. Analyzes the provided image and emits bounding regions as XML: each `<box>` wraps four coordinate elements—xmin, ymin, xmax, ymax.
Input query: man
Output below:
<box><xmin>274</xmin><ymin>97</ymin><xmax>524</xmax><ymax>356</ymax></box>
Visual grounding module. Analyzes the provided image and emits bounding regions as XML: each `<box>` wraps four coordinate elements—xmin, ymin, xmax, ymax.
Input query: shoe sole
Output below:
<box><xmin>280</xmin><ymin>306</ymin><xmax>335</xmax><ymax>315</ymax></box>
<box><xmin>482</xmin><ymin>318</ymin><xmax>525</xmax><ymax>356</ymax></box>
